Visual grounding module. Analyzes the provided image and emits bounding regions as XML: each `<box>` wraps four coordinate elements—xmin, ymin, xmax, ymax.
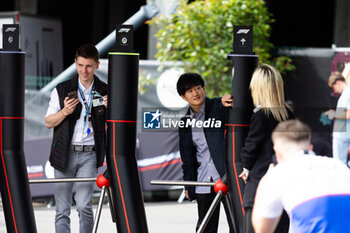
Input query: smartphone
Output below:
<box><xmin>67</xmin><ymin>91</ymin><xmax>78</xmax><ymax>99</ymax></box>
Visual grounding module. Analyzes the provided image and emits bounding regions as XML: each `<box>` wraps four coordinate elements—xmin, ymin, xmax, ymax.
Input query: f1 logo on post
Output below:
<box><xmin>236</xmin><ymin>29</ymin><xmax>250</xmax><ymax>34</ymax></box>
<box><xmin>233</xmin><ymin>26</ymin><xmax>253</xmax><ymax>55</ymax></box>
<box><xmin>116</xmin><ymin>24</ymin><xmax>134</xmax><ymax>52</ymax></box>
<box><xmin>2</xmin><ymin>24</ymin><xmax>19</xmax><ymax>51</ymax></box>
<box><xmin>143</xmin><ymin>109</ymin><xmax>161</xmax><ymax>129</ymax></box>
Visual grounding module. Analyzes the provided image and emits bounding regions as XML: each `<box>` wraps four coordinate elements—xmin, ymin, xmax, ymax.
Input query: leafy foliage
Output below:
<box><xmin>139</xmin><ymin>69</ymin><xmax>157</xmax><ymax>95</ymax></box>
<box><xmin>149</xmin><ymin>0</ymin><xmax>294</xmax><ymax>97</ymax></box>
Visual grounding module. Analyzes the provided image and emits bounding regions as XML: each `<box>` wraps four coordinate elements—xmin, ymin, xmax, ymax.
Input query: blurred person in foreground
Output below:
<box><xmin>252</xmin><ymin>119</ymin><xmax>350</xmax><ymax>233</ymax></box>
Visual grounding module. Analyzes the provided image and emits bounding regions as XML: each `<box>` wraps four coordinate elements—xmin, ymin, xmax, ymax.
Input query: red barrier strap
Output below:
<box><xmin>107</xmin><ymin>120</ymin><xmax>136</xmax><ymax>123</ymax></box>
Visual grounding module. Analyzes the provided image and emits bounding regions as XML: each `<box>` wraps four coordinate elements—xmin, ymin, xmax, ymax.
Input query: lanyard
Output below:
<box><xmin>78</xmin><ymin>83</ymin><xmax>94</xmax><ymax>134</ymax></box>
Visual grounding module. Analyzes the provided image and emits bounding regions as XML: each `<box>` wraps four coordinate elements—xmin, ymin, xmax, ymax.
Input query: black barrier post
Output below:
<box><xmin>106</xmin><ymin>25</ymin><xmax>149</xmax><ymax>233</ymax></box>
<box><xmin>225</xmin><ymin>26</ymin><xmax>258</xmax><ymax>233</ymax></box>
<box><xmin>0</xmin><ymin>24</ymin><xmax>37</xmax><ymax>233</ymax></box>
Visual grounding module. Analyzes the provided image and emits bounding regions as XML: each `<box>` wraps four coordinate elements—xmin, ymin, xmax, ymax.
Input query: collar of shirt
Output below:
<box><xmin>190</xmin><ymin>102</ymin><xmax>205</xmax><ymax>119</ymax></box>
<box><xmin>274</xmin><ymin>150</ymin><xmax>316</xmax><ymax>169</ymax></box>
<box><xmin>253</xmin><ymin>105</ymin><xmax>262</xmax><ymax>113</ymax></box>
<box><xmin>78</xmin><ymin>79</ymin><xmax>94</xmax><ymax>94</ymax></box>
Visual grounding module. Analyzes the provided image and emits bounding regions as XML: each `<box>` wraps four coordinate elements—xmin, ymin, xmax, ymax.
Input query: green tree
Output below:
<box><xmin>149</xmin><ymin>0</ymin><xmax>294</xmax><ymax>97</ymax></box>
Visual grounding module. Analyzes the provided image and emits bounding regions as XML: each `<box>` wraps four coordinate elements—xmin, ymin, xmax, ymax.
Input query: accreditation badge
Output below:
<box><xmin>92</xmin><ymin>97</ymin><xmax>104</xmax><ymax>107</ymax></box>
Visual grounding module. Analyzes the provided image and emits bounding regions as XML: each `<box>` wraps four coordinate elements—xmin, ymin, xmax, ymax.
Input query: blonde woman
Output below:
<box><xmin>239</xmin><ymin>64</ymin><xmax>293</xmax><ymax>233</ymax></box>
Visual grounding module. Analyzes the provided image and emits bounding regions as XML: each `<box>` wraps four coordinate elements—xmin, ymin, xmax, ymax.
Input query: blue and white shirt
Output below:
<box><xmin>256</xmin><ymin>151</ymin><xmax>350</xmax><ymax>233</ymax></box>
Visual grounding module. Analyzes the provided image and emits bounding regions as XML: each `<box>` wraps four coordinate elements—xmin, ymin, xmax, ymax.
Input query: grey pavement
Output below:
<box><xmin>0</xmin><ymin>201</ymin><xmax>230</xmax><ymax>233</ymax></box>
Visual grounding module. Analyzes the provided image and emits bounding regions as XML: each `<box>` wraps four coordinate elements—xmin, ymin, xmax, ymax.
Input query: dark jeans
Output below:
<box><xmin>196</xmin><ymin>188</ymin><xmax>235</xmax><ymax>233</ymax></box>
<box><xmin>243</xmin><ymin>207</ymin><xmax>289</xmax><ymax>233</ymax></box>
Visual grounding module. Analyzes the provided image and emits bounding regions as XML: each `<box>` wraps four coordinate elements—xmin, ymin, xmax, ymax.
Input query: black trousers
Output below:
<box><xmin>243</xmin><ymin>207</ymin><xmax>289</xmax><ymax>233</ymax></box>
<box><xmin>196</xmin><ymin>188</ymin><xmax>235</xmax><ymax>233</ymax></box>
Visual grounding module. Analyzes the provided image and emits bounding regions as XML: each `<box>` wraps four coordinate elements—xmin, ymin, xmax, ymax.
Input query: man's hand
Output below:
<box><xmin>104</xmin><ymin>95</ymin><xmax>108</xmax><ymax>108</ymax></box>
<box><xmin>45</xmin><ymin>97</ymin><xmax>79</xmax><ymax>129</ymax></box>
<box><xmin>61</xmin><ymin>97</ymin><xmax>80</xmax><ymax>116</ymax></box>
<box><xmin>324</xmin><ymin>109</ymin><xmax>335</xmax><ymax>120</ymax></box>
<box><xmin>222</xmin><ymin>94</ymin><xmax>233</xmax><ymax>107</ymax></box>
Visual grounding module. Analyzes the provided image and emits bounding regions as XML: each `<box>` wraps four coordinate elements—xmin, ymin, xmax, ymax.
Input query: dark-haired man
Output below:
<box><xmin>252</xmin><ymin>119</ymin><xmax>350</xmax><ymax>233</ymax></box>
<box><xmin>45</xmin><ymin>44</ymin><xmax>107</xmax><ymax>233</ymax></box>
<box><xmin>177</xmin><ymin>73</ymin><xmax>234</xmax><ymax>233</ymax></box>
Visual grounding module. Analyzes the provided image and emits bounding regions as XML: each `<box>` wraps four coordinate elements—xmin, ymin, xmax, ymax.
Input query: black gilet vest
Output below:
<box><xmin>49</xmin><ymin>75</ymin><xmax>107</xmax><ymax>171</ymax></box>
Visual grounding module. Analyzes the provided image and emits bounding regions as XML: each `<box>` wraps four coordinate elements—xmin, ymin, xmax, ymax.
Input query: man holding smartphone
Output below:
<box><xmin>324</xmin><ymin>72</ymin><xmax>350</xmax><ymax>166</ymax></box>
<box><xmin>45</xmin><ymin>44</ymin><xmax>107</xmax><ymax>233</ymax></box>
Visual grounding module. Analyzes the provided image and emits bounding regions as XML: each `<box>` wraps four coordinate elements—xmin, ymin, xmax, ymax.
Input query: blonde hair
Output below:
<box><xmin>250</xmin><ymin>64</ymin><xmax>290</xmax><ymax>122</ymax></box>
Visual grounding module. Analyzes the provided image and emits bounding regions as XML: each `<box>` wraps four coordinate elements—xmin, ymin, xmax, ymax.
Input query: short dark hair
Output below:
<box><xmin>75</xmin><ymin>44</ymin><xmax>99</xmax><ymax>63</ymax></box>
<box><xmin>176</xmin><ymin>73</ymin><xmax>205</xmax><ymax>96</ymax></box>
<box><xmin>272</xmin><ymin>119</ymin><xmax>311</xmax><ymax>145</ymax></box>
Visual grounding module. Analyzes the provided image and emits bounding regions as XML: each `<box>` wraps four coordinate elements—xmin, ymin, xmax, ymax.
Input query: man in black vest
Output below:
<box><xmin>45</xmin><ymin>44</ymin><xmax>107</xmax><ymax>233</ymax></box>
<box><xmin>177</xmin><ymin>73</ymin><xmax>234</xmax><ymax>233</ymax></box>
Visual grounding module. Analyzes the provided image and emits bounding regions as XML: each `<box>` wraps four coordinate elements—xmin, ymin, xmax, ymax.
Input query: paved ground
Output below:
<box><xmin>0</xmin><ymin>201</ymin><xmax>230</xmax><ymax>232</ymax></box>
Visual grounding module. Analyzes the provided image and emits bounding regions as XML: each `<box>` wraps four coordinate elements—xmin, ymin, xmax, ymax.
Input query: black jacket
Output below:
<box><xmin>49</xmin><ymin>75</ymin><xmax>107</xmax><ymax>171</ymax></box>
<box><xmin>241</xmin><ymin>108</ymin><xmax>293</xmax><ymax>207</ymax></box>
<box><xmin>178</xmin><ymin>97</ymin><xmax>226</xmax><ymax>200</ymax></box>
